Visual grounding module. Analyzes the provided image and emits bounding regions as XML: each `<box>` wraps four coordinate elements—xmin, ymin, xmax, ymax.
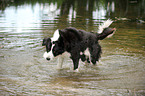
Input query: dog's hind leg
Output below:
<box><xmin>90</xmin><ymin>43</ymin><xmax>102</xmax><ymax>65</ymax></box>
<box><xmin>57</xmin><ymin>57</ymin><xmax>64</xmax><ymax>69</ymax></box>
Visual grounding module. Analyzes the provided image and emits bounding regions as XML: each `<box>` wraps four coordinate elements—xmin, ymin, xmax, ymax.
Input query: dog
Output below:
<box><xmin>42</xmin><ymin>19</ymin><xmax>116</xmax><ymax>71</ymax></box>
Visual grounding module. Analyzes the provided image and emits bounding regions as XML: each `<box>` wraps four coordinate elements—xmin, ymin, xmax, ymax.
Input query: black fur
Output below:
<box><xmin>42</xmin><ymin>27</ymin><xmax>115</xmax><ymax>70</ymax></box>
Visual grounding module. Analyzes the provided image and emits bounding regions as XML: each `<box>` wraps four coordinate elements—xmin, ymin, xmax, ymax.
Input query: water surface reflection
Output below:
<box><xmin>0</xmin><ymin>0</ymin><xmax>145</xmax><ymax>96</ymax></box>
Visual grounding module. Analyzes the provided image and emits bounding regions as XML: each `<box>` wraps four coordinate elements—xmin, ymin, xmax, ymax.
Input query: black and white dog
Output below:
<box><xmin>42</xmin><ymin>19</ymin><xmax>116</xmax><ymax>71</ymax></box>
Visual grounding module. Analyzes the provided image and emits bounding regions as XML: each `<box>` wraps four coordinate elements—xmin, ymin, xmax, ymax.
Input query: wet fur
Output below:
<box><xmin>42</xmin><ymin>19</ymin><xmax>116</xmax><ymax>70</ymax></box>
<box><xmin>42</xmin><ymin>27</ymin><xmax>116</xmax><ymax>70</ymax></box>
<box><xmin>60</xmin><ymin>28</ymin><xmax>102</xmax><ymax>70</ymax></box>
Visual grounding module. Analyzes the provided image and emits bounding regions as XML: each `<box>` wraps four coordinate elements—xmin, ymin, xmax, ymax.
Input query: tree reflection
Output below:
<box><xmin>57</xmin><ymin>0</ymin><xmax>75</xmax><ymax>28</ymax></box>
<box><xmin>56</xmin><ymin>0</ymin><xmax>98</xmax><ymax>30</ymax></box>
<box><xmin>0</xmin><ymin>0</ymin><xmax>145</xmax><ymax>30</ymax></box>
<box><xmin>52</xmin><ymin>0</ymin><xmax>145</xmax><ymax>29</ymax></box>
<box><xmin>106</xmin><ymin>0</ymin><xmax>145</xmax><ymax>20</ymax></box>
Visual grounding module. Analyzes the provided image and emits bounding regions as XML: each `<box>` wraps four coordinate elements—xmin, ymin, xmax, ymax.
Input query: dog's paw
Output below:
<box><xmin>73</xmin><ymin>69</ymin><xmax>79</xmax><ymax>73</ymax></box>
<box><xmin>67</xmin><ymin>68</ymin><xmax>80</xmax><ymax>73</ymax></box>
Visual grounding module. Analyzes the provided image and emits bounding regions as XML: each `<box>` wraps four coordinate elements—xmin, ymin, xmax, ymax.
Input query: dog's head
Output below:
<box><xmin>42</xmin><ymin>29</ymin><xmax>65</xmax><ymax>61</ymax></box>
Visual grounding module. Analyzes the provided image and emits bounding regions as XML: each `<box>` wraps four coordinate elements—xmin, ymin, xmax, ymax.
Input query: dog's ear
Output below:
<box><xmin>42</xmin><ymin>38</ymin><xmax>47</xmax><ymax>46</ymax></box>
<box><xmin>42</xmin><ymin>38</ymin><xmax>51</xmax><ymax>46</ymax></box>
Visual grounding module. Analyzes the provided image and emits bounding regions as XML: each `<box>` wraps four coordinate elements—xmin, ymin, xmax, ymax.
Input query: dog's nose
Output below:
<box><xmin>46</xmin><ymin>58</ymin><xmax>50</xmax><ymax>61</ymax></box>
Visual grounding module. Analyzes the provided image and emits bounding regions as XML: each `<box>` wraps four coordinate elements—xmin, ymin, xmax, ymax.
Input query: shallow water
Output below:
<box><xmin>0</xmin><ymin>0</ymin><xmax>145</xmax><ymax>96</ymax></box>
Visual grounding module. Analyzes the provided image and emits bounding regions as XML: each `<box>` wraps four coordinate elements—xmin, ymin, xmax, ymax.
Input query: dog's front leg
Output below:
<box><xmin>71</xmin><ymin>52</ymin><xmax>80</xmax><ymax>71</ymax></box>
<box><xmin>57</xmin><ymin>57</ymin><xmax>64</xmax><ymax>69</ymax></box>
<box><xmin>73</xmin><ymin>59</ymin><xmax>79</xmax><ymax>70</ymax></box>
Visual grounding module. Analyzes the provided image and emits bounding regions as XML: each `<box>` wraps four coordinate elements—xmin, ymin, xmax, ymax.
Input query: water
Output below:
<box><xmin>0</xmin><ymin>0</ymin><xmax>145</xmax><ymax>95</ymax></box>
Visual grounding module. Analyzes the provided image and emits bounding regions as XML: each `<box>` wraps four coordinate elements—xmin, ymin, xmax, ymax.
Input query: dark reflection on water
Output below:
<box><xmin>0</xmin><ymin>0</ymin><xmax>145</xmax><ymax>96</ymax></box>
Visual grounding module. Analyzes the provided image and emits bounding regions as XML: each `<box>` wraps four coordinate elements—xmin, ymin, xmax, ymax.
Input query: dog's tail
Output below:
<box><xmin>97</xmin><ymin>19</ymin><xmax>116</xmax><ymax>40</ymax></box>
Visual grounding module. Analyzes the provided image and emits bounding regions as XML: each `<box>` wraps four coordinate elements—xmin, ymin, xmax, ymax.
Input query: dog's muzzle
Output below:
<box><xmin>43</xmin><ymin>52</ymin><xmax>54</xmax><ymax>61</ymax></box>
<box><xmin>46</xmin><ymin>58</ymin><xmax>50</xmax><ymax>61</ymax></box>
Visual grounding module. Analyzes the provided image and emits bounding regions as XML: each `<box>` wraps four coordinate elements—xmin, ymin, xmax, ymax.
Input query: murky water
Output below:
<box><xmin>0</xmin><ymin>0</ymin><xmax>145</xmax><ymax>96</ymax></box>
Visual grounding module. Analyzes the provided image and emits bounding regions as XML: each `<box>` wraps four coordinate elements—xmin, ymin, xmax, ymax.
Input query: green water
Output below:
<box><xmin>0</xmin><ymin>0</ymin><xmax>145</xmax><ymax>96</ymax></box>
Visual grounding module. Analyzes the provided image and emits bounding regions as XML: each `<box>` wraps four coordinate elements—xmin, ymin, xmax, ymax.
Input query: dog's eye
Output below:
<box><xmin>52</xmin><ymin>41</ymin><xmax>55</xmax><ymax>44</ymax></box>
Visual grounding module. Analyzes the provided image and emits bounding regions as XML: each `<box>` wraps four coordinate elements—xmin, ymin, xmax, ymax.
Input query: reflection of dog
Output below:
<box><xmin>42</xmin><ymin>19</ymin><xmax>116</xmax><ymax>71</ymax></box>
